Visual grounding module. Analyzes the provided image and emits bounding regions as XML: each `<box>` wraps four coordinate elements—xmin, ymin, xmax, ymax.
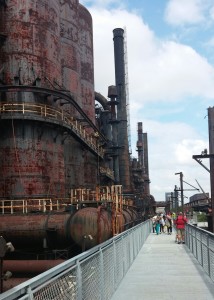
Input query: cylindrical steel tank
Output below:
<box><xmin>122</xmin><ymin>209</ymin><xmax>133</xmax><ymax>229</ymax></box>
<box><xmin>0</xmin><ymin>121</ymin><xmax>65</xmax><ymax>198</ymax></box>
<box><xmin>122</xmin><ymin>207</ymin><xmax>138</xmax><ymax>229</ymax></box>
<box><xmin>0</xmin><ymin>204</ymin><xmax>138</xmax><ymax>264</ymax></box>
<box><xmin>69</xmin><ymin>207</ymin><xmax>112</xmax><ymax>249</ymax></box>
<box><xmin>0</xmin><ymin>1</ymin><xmax>68</xmax><ymax>198</ymax></box>
<box><xmin>60</xmin><ymin>0</ymin><xmax>81</xmax><ymax>106</ymax></box>
<box><xmin>0</xmin><ymin>212</ymin><xmax>74</xmax><ymax>248</ymax></box>
<box><xmin>3</xmin><ymin>260</ymin><xmax>65</xmax><ymax>274</ymax></box>
<box><xmin>2</xmin><ymin>260</ymin><xmax>65</xmax><ymax>291</ymax></box>
<box><xmin>79</xmin><ymin>4</ymin><xmax>95</xmax><ymax>124</ymax></box>
<box><xmin>60</xmin><ymin>0</ymin><xmax>84</xmax><ymax>193</ymax></box>
<box><xmin>78</xmin><ymin>5</ymin><xmax>97</xmax><ymax>187</ymax></box>
<box><xmin>1</xmin><ymin>0</ymin><xmax>62</xmax><ymax>87</ymax></box>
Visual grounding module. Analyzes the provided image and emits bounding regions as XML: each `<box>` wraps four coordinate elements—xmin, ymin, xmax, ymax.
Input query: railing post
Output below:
<box><xmin>191</xmin><ymin>227</ymin><xmax>194</xmax><ymax>254</ymax></box>
<box><xmin>122</xmin><ymin>235</ymin><xmax>125</xmax><ymax>276</ymax></box>
<box><xmin>76</xmin><ymin>260</ymin><xmax>82</xmax><ymax>300</ymax></box>
<box><xmin>195</xmin><ymin>228</ymin><xmax>198</xmax><ymax>260</ymax></box>
<box><xmin>113</xmin><ymin>240</ymin><xmax>116</xmax><ymax>292</ymax></box>
<box><xmin>129</xmin><ymin>230</ymin><xmax>132</xmax><ymax>264</ymax></box>
<box><xmin>43</xmin><ymin>200</ymin><xmax>46</xmax><ymax>212</ymax></box>
<box><xmin>25</xmin><ymin>200</ymin><xmax>27</xmax><ymax>214</ymax></box>
<box><xmin>99</xmin><ymin>247</ymin><xmax>104</xmax><ymax>300</ymax></box>
<box><xmin>11</xmin><ymin>201</ymin><xmax>13</xmax><ymax>214</ymax></box>
<box><xmin>201</xmin><ymin>231</ymin><xmax>203</xmax><ymax>268</ymax></box>
<box><xmin>207</xmin><ymin>234</ymin><xmax>210</xmax><ymax>277</ymax></box>
<box><xmin>26</xmin><ymin>286</ymin><xmax>34</xmax><ymax>300</ymax></box>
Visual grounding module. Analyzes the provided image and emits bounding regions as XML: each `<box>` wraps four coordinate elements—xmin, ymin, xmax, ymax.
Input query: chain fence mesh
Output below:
<box><xmin>0</xmin><ymin>220</ymin><xmax>152</xmax><ymax>300</ymax></box>
<box><xmin>186</xmin><ymin>224</ymin><xmax>214</xmax><ymax>283</ymax></box>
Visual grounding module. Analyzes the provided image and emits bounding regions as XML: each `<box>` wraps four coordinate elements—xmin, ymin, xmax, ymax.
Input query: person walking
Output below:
<box><xmin>155</xmin><ymin>216</ymin><xmax>160</xmax><ymax>235</ymax></box>
<box><xmin>152</xmin><ymin>216</ymin><xmax>156</xmax><ymax>233</ymax></box>
<box><xmin>165</xmin><ymin>214</ymin><xmax>172</xmax><ymax>235</ymax></box>
<box><xmin>159</xmin><ymin>215</ymin><xmax>165</xmax><ymax>234</ymax></box>
<box><xmin>174</xmin><ymin>212</ymin><xmax>187</xmax><ymax>244</ymax></box>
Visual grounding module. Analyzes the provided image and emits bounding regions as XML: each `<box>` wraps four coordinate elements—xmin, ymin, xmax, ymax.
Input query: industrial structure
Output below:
<box><xmin>0</xmin><ymin>0</ymin><xmax>155</xmax><ymax>292</ymax></box>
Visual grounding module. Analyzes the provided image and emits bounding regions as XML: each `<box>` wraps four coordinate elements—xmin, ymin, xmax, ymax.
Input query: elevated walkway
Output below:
<box><xmin>111</xmin><ymin>231</ymin><xmax>214</xmax><ymax>300</ymax></box>
<box><xmin>1</xmin><ymin>222</ymin><xmax>214</xmax><ymax>299</ymax></box>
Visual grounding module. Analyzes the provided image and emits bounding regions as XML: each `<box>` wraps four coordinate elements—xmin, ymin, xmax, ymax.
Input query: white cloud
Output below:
<box><xmin>90</xmin><ymin>7</ymin><xmax>214</xmax><ymax>104</ymax></box>
<box><xmin>129</xmin><ymin>40</ymin><xmax>214</xmax><ymax>104</ymax></box>
<box><xmin>143</xmin><ymin>120</ymin><xmax>210</xmax><ymax>201</ymax></box>
<box><xmin>165</xmin><ymin>0</ymin><xmax>206</xmax><ymax>26</ymax></box>
<box><xmin>85</xmin><ymin>4</ymin><xmax>213</xmax><ymax>201</ymax></box>
<box><xmin>175</xmin><ymin>139</ymin><xmax>206</xmax><ymax>164</ymax></box>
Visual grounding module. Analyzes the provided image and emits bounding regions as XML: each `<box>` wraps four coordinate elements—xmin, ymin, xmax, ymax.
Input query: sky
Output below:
<box><xmin>81</xmin><ymin>0</ymin><xmax>214</xmax><ymax>203</ymax></box>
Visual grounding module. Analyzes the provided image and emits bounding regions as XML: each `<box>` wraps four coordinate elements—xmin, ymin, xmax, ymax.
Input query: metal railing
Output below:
<box><xmin>0</xmin><ymin>220</ymin><xmax>152</xmax><ymax>300</ymax></box>
<box><xmin>0</xmin><ymin>102</ymin><xmax>104</xmax><ymax>158</ymax></box>
<box><xmin>185</xmin><ymin>223</ymin><xmax>214</xmax><ymax>282</ymax></box>
<box><xmin>0</xmin><ymin>198</ymin><xmax>67</xmax><ymax>214</ymax></box>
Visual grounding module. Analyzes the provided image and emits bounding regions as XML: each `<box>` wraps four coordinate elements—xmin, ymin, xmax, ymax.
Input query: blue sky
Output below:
<box><xmin>81</xmin><ymin>0</ymin><xmax>214</xmax><ymax>203</ymax></box>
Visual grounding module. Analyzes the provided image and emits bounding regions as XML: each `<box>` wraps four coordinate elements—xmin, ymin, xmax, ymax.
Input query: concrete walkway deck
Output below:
<box><xmin>111</xmin><ymin>231</ymin><xmax>214</xmax><ymax>300</ymax></box>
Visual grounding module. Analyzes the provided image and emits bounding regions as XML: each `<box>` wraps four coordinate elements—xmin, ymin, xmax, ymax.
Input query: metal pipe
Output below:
<box><xmin>3</xmin><ymin>260</ymin><xmax>65</xmax><ymax>273</ymax></box>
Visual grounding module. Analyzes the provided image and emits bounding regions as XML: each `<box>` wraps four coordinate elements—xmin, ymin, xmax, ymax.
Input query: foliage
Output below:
<box><xmin>197</xmin><ymin>213</ymin><xmax>207</xmax><ymax>222</ymax></box>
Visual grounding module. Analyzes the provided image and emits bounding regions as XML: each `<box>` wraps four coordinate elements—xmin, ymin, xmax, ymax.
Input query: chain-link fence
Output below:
<box><xmin>185</xmin><ymin>223</ymin><xmax>214</xmax><ymax>282</ymax></box>
<box><xmin>0</xmin><ymin>220</ymin><xmax>152</xmax><ymax>300</ymax></box>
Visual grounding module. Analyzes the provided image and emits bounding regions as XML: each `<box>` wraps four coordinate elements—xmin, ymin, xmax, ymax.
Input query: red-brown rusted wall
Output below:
<box><xmin>60</xmin><ymin>0</ymin><xmax>80</xmax><ymax>99</ymax></box>
<box><xmin>0</xmin><ymin>121</ymin><xmax>65</xmax><ymax>198</ymax></box>
<box><xmin>2</xmin><ymin>0</ymin><xmax>62</xmax><ymax>86</ymax></box>
<box><xmin>79</xmin><ymin>5</ymin><xmax>97</xmax><ymax>186</ymax></box>
<box><xmin>0</xmin><ymin>0</ymin><xmax>98</xmax><ymax>198</ymax></box>
<box><xmin>79</xmin><ymin>4</ymin><xmax>95</xmax><ymax>124</ymax></box>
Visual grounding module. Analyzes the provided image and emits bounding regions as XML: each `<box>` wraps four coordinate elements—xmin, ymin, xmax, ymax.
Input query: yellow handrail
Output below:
<box><xmin>0</xmin><ymin>102</ymin><xmax>104</xmax><ymax>157</ymax></box>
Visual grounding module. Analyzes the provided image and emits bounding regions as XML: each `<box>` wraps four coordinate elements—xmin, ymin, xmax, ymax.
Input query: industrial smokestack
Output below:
<box><xmin>113</xmin><ymin>28</ymin><xmax>131</xmax><ymax>192</ymax></box>
<box><xmin>137</xmin><ymin>122</ymin><xmax>144</xmax><ymax>168</ymax></box>
<box><xmin>143</xmin><ymin>132</ymin><xmax>150</xmax><ymax>195</ymax></box>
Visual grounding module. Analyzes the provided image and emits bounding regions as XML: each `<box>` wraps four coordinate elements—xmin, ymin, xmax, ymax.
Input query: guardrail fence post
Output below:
<box><xmin>27</xmin><ymin>286</ymin><xmax>34</xmax><ymax>300</ymax></box>
<box><xmin>99</xmin><ymin>247</ymin><xmax>104</xmax><ymax>300</ymax></box>
<box><xmin>76</xmin><ymin>260</ymin><xmax>82</xmax><ymax>300</ymax></box>
<box><xmin>207</xmin><ymin>234</ymin><xmax>210</xmax><ymax>277</ymax></box>
<box><xmin>113</xmin><ymin>240</ymin><xmax>116</xmax><ymax>292</ymax></box>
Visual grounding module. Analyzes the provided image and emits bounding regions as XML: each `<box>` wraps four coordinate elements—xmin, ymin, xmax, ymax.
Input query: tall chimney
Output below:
<box><xmin>137</xmin><ymin>122</ymin><xmax>144</xmax><ymax>167</ymax></box>
<box><xmin>113</xmin><ymin>28</ymin><xmax>131</xmax><ymax>192</ymax></box>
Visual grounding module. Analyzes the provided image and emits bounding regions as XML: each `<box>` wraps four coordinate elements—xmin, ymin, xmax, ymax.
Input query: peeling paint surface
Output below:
<box><xmin>2</xmin><ymin>0</ymin><xmax>61</xmax><ymax>86</ymax></box>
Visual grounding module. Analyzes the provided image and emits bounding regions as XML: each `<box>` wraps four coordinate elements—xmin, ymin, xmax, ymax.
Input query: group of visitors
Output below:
<box><xmin>152</xmin><ymin>211</ymin><xmax>187</xmax><ymax>244</ymax></box>
<box><xmin>152</xmin><ymin>213</ymin><xmax>173</xmax><ymax>235</ymax></box>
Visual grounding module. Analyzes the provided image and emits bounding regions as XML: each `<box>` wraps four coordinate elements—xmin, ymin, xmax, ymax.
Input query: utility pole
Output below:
<box><xmin>175</xmin><ymin>172</ymin><xmax>184</xmax><ymax>212</ymax></box>
<box><xmin>173</xmin><ymin>186</ymin><xmax>179</xmax><ymax>211</ymax></box>
<box><xmin>208</xmin><ymin>107</ymin><xmax>214</xmax><ymax>232</ymax></box>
